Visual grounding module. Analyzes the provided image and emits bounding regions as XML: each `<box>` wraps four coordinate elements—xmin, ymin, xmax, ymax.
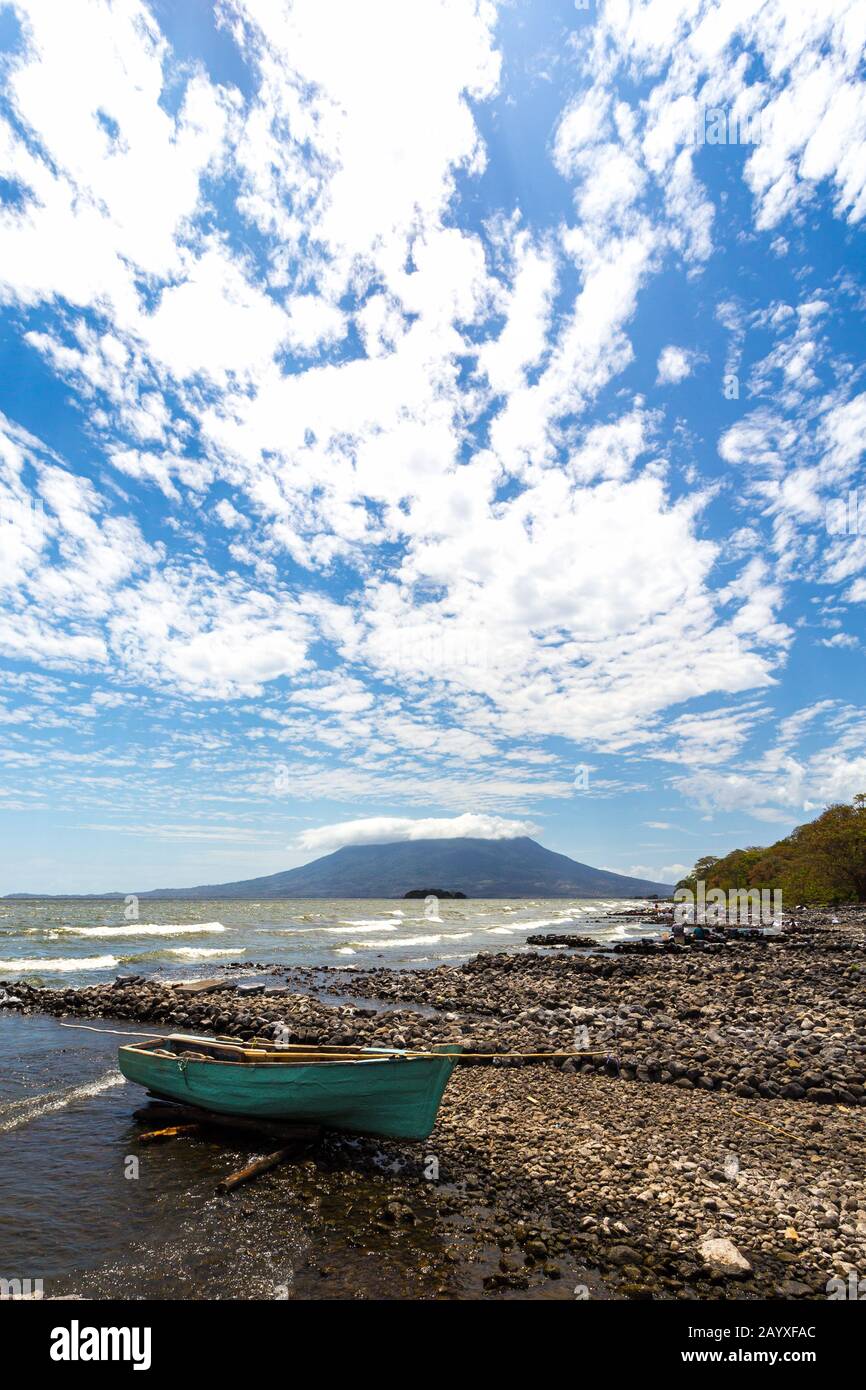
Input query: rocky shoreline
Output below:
<box><xmin>3</xmin><ymin>906</ymin><xmax>864</xmax><ymax>1299</ymax></box>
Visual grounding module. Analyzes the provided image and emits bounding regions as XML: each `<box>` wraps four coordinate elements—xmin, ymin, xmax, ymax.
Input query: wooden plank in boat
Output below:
<box><xmin>158</xmin><ymin>1034</ymin><xmax>379</xmax><ymax>1065</ymax></box>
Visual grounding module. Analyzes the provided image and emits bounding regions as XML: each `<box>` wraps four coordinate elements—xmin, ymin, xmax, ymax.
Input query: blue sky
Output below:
<box><xmin>0</xmin><ymin>0</ymin><xmax>865</xmax><ymax>893</ymax></box>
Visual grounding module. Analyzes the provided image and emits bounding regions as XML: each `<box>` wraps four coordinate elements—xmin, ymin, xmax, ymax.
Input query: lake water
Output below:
<box><xmin>0</xmin><ymin>895</ymin><xmax>660</xmax><ymax>987</ymax></box>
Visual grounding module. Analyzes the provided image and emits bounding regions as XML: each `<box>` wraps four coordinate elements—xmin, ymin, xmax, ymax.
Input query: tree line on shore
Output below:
<box><xmin>676</xmin><ymin>794</ymin><xmax>866</xmax><ymax>904</ymax></box>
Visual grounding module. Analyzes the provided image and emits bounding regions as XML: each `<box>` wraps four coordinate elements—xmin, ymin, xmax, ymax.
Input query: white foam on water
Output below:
<box><xmin>61</xmin><ymin>922</ymin><xmax>227</xmax><ymax>938</ymax></box>
<box><xmin>516</xmin><ymin>918</ymin><xmax>565</xmax><ymax>930</ymax></box>
<box><xmin>423</xmin><ymin>950</ymin><xmax>474</xmax><ymax>961</ymax></box>
<box><xmin>608</xmin><ymin>923</ymin><xmax>635</xmax><ymax>940</ymax></box>
<box><xmin>0</xmin><ymin>1070</ymin><xmax>126</xmax><ymax>1133</ymax></box>
<box><xmin>0</xmin><ymin>955</ymin><xmax>119</xmax><ymax>973</ymax></box>
<box><xmin>326</xmin><ymin>921</ymin><xmax>400</xmax><ymax>932</ymax></box>
<box><xmin>162</xmin><ymin>946</ymin><xmax>246</xmax><ymax>959</ymax></box>
<box><xmin>334</xmin><ymin>946</ymin><xmax>356</xmax><ymax>955</ymax></box>
<box><xmin>360</xmin><ymin>933</ymin><xmax>443</xmax><ymax>947</ymax></box>
<box><xmin>486</xmin><ymin>926</ymin><xmax>524</xmax><ymax>936</ymax></box>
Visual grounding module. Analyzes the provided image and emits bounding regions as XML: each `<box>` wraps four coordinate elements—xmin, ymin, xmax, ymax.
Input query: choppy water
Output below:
<box><xmin>0</xmin><ymin>895</ymin><xmax>657</xmax><ymax>987</ymax></box>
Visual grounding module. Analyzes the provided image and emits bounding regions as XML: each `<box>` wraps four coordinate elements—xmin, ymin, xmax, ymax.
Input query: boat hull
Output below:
<box><xmin>118</xmin><ymin>1044</ymin><xmax>459</xmax><ymax>1140</ymax></box>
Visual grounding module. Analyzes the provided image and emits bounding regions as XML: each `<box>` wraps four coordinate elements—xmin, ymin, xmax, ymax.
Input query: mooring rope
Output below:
<box><xmin>59</xmin><ymin>1022</ymin><xmax>160</xmax><ymax>1038</ymax></box>
<box><xmin>58</xmin><ymin>1023</ymin><xmax>609</xmax><ymax>1061</ymax></box>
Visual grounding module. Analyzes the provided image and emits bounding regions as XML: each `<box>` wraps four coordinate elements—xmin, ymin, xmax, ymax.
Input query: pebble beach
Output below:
<box><xmin>3</xmin><ymin>906</ymin><xmax>864</xmax><ymax>1299</ymax></box>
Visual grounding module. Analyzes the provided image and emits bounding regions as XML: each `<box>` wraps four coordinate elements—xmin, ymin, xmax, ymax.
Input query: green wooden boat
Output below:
<box><xmin>118</xmin><ymin>1034</ymin><xmax>460</xmax><ymax>1140</ymax></box>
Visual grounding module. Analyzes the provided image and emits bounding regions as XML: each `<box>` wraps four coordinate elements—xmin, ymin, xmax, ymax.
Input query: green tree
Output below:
<box><xmin>676</xmin><ymin>795</ymin><xmax>866</xmax><ymax>904</ymax></box>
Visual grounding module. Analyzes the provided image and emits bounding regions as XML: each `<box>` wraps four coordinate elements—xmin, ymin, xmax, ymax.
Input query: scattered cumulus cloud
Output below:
<box><xmin>0</xmin><ymin>0</ymin><xmax>864</xmax><ymax>888</ymax></box>
<box><xmin>656</xmin><ymin>345</ymin><xmax>697</xmax><ymax>385</ymax></box>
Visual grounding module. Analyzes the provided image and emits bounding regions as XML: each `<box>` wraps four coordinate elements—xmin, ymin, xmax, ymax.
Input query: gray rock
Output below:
<box><xmin>699</xmin><ymin>1237</ymin><xmax>752</xmax><ymax>1276</ymax></box>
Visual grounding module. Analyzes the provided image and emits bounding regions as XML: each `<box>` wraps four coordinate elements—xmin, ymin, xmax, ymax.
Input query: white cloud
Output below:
<box><xmin>0</xmin><ymin>0</ymin><xmax>232</xmax><ymax>315</ymax></box>
<box><xmin>229</xmin><ymin>0</ymin><xmax>499</xmax><ymax>294</ymax></box>
<box><xmin>656</xmin><ymin>344</ymin><xmax>697</xmax><ymax>384</ymax></box>
<box><xmin>295</xmin><ymin>813</ymin><xmax>539</xmax><ymax>855</ymax></box>
<box><xmin>0</xmin><ymin>414</ymin><xmax>314</xmax><ymax>696</ymax></box>
<box><xmin>672</xmin><ymin>702</ymin><xmax>866</xmax><ymax>821</ymax></box>
<box><xmin>0</xmin><ymin>1</ymin><xmax>791</xmax><ymax>741</ymax></box>
<box><xmin>476</xmin><ymin>227</ymin><xmax>556</xmax><ymax>396</ymax></box>
<box><xmin>283</xmin><ymin>295</ymin><xmax>347</xmax><ymax>352</ymax></box>
<box><xmin>626</xmin><ymin>863</ymin><xmax>688</xmax><ymax>882</ymax></box>
<box><xmin>214</xmin><ymin>499</ymin><xmax>249</xmax><ymax>530</ymax></box>
<box><xmin>589</xmin><ymin>0</ymin><xmax>866</xmax><ymax>233</ymax></box>
<box><xmin>819</xmin><ymin>631</ymin><xmax>859</xmax><ymax>649</ymax></box>
<box><xmin>140</xmin><ymin>243</ymin><xmax>292</xmax><ymax>384</ymax></box>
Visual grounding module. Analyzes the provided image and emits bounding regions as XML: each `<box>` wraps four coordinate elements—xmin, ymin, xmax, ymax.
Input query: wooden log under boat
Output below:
<box><xmin>135</xmin><ymin>1099</ymin><xmax>321</xmax><ymax>1144</ymax></box>
<box><xmin>137</xmin><ymin>1123</ymin><xmax>201</xmax><ymax>1143</ymax></box>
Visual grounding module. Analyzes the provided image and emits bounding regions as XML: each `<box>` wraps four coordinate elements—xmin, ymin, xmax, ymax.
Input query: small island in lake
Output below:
<box><xmin>403</xmin><ymin>888</ymin><xmax>468</xmax><ymax>899</ymax></box>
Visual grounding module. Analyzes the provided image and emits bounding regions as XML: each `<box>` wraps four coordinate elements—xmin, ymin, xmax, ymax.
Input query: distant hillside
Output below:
<box><xmin>129</xmin><ymin>836</ymin><xmax>674</xmax><ymax>900</ymax></box>
<box><xmin>677</xmin><ymin>795</ymin><xmax>866</xmax><ymax>904</ymax></box>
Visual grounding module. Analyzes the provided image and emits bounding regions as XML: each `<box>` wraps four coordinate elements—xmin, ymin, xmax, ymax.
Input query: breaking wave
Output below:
<box><xmin>60</xmin><ymin>923</ymin><xmax>227</xmax><ymax>938</ymax></box>
<box><xmin>0</xmin><ymin>955</ymin><xmax>119</xmax><ymax>974</ymax></box>
<box><xmin>0</xmin><ymin>1070</ymin><xmax>126</xmax><ymax>1133</ymax></box>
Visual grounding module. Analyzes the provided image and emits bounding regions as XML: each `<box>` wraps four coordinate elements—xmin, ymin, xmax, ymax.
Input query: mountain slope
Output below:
<box><xmin>135</xmin><ymin>837</ymin><xmax>673</xmax><ymax>899</ymax></box>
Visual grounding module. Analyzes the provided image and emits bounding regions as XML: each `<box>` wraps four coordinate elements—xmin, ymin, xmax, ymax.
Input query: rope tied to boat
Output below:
<box><xmin>59</xmin><ymin>1022</ymin><xmax>162</xmax><ymax>1038</ymax></box>
<box><xmin>57</xmin><ymin>1024</ymin><xmax>611</xmax><ymax>1059</ymax></box>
